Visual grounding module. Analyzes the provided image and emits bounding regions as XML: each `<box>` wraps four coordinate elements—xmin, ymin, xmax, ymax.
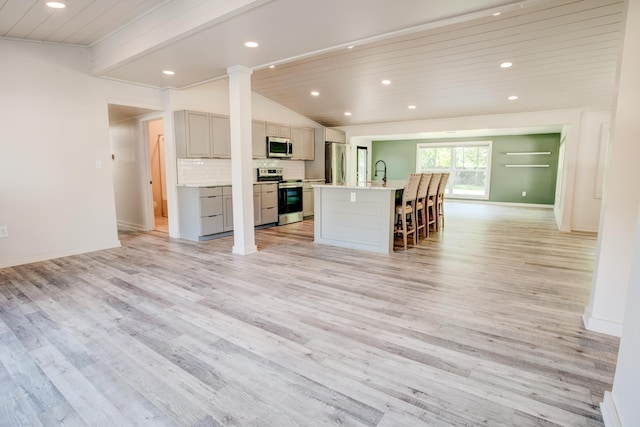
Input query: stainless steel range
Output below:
<box><xmin>256</xmin><ymin>168</ymin><xmax>303</xmax><ymax>225</ymax></box>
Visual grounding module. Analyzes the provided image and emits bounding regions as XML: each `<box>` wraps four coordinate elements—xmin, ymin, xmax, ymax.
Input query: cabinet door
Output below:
<box><xmin>254</xmin><ymin>193</ymin><xmax>261</xmax><ymax>225</ymax></box>
<box><xmin>325</xmin><ymin>127</ymin><xmax>346</xmax><ymax>144</ymax></box>
<box><xmin>186</xmin><ymin>111</ymin><xmax>211</xmax><ymax>157</ymax></box>
<box><xmin>252</xmin><ymin>121</ymin><xmax>267</xmax><ymax>159</ymax></box>
<box><xmin>278</xmin><ymin>124</ymin><xmax>291</xmax><ymax>138</ymax></box>
<box><xmin>261</xmin><ymin>186</ymin><xmax>277</xmax><ymax>208</ymax></box>
<box><xmin>223</xmin><ymin>193</ymin><xmax>233</xmax><ymax>231</ymax></box>
<box><xmin>301</xmin><ymin>127</ymin><xmax>315</xmax><ymax>160</ymax></box>
<box><xmin>290</xmin><ymin>126</ymin><xmax>303</xmax><ymax>160</ymax></box>
<box><xmin>211</xmin><ymin>115</ymin><xmax>231</xmax><ymax>158</ymax></box>
<box><xmin>303</xmin><ymin>188</ymin><xmax>314</xmax><ymax>217</ymax></box>
<box><xmin>266</xmin><ymin>122</ymin><xmax>279</xmax><ymax>136</ymax></box>
<box><xmin>262</xmin><ymin>206</ymin><xmax>278</xmax><ymax>224</ymax></box>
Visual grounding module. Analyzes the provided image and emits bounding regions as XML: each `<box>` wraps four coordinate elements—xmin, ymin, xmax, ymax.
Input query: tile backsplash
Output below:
<box><xmin>177</xmin><ymin>158</ymin><xmax>305</xmax><ymax>185</ymax></box>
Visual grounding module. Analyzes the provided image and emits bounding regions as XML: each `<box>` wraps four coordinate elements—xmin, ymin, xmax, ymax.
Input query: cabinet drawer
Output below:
<box><xmin>261</xmin><ymin>183</ymin><xmax>278</xmax><ymax>193</ymax></box>
<box><xmin>222</xmin><ymin>186</ymin><xmax>232</xmax><ymax>196</ymax></box>
<box><xmin>253</xmin><ymin>185</ymin><xmax>261</xmax><ymax>195</ymax></box>
<box><xmin>199</xmin><ymin>187</ymin><xmax>222</xmax><ymax>197</ymax></box>
<box><xmin>262</xmin><ymin>206</ymin><xmax>278</xmax><ymax>224</ymax></box>
<box><xmin>261</xmin><ymin>190</ymin><xmax>277</xmax><ymax>208</ymax></box>
<box><xmin>201</xmin><ymin>215</ymin><xmax>223</xmax><ymax>235</ymax></box>
<box><xmin>200</xmin><ymin>195</ymin><xmax>222</xmax><ymax>216</ymax></box>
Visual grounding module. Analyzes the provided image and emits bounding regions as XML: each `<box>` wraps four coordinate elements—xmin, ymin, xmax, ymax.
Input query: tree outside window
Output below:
<box><xmin>416</xmin><ymin>141</ymin><xmax>492</xmax><ymax>199</ymax></box>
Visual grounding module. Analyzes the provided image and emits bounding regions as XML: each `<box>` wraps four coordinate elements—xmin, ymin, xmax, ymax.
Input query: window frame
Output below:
<box><xmin>416</xmin><ymin>140</ymin><xmax>493</xmax><ymax>200</ymax></box>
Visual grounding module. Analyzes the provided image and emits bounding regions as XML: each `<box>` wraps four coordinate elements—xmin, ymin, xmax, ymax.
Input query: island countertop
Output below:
<box><xmin>312</xmin><ymin>180</ymin><xmax>405</xmax><ymax>191</ymax></box>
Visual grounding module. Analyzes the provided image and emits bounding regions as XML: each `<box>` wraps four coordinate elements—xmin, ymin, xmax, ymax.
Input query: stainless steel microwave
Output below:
<box><xmin>267</xmin><ymin>136</ymin><xmax>292</xmax><ymax>158</ymax></box>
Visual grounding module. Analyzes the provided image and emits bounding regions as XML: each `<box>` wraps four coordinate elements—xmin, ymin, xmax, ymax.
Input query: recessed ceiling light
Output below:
<box><xmin>162</xmin><ymin>70</ymin><xmax>175</xmax><ymax>75</ymax></box>
<box><xmin>508</xmin><ymin>95</ymin><xmax>518</xmax><ymax>100</ymax></box>
<box><xmin>46</xmin><ymin>1</ymin><xmax>66</xmax><ymax>8</ymax></box>
<box><xmin>244</xmin><ymin>41</ymin><xmax>259</xmax><ymax>48</ymax></box>
<box><xmin>269</xmin><ymin>65</ymin><xmax>275</xmax><ymax>69</ymax></box>
<box><xmin>347</xmin><ymin>45</ymin><xmax>354</xmax><ymax>49</ymax></box>
<box><xmin>500</xmin><ymin>61</ymin><xmax>513</xmax><ymax>68</ymax></box>
<box><xmin>492</xmin><ymin>12</ymin><xmax>501</xmax><ymax>16</ymax></box>
<box><xmin>408</xmin><ymin>105</ymin><xmax>417</xmax><ymax>109</ymax></box>
<box><xmin>310</xmin><ymin>91</ymin><xmax>320</xmax><ymax>96</ymax></box>
<box><xmin>381</xmin><ymin>79</ymin><xmax>391</xmax><ymax>85</ymax></box>
<box><xmin>344</xmin><ymin>112</ymin><xmax>352</xmax><ymax>116</ymax></box>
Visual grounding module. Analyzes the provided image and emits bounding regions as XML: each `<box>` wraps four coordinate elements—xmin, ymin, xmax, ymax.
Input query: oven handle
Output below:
<box><xmin>279</xmin><ymin>182</ymin><xmax>303</xmax><ymax>189</ymax></box>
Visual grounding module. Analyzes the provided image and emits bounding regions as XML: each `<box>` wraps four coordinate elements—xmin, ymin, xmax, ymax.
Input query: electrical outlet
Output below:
<box><xmin>522</xmin><ymin>191</ymin><xmax>527</xmax><ymax>197</ymax></box>
<box><xmin>350</xmin><ymin>192</ymin><xmax>356</xmax><ymax>202</ymax></box>
<box><xmin>0</xmin><ymin>225</ymin><xmax>8</xmax><ymax>238</ymax></box>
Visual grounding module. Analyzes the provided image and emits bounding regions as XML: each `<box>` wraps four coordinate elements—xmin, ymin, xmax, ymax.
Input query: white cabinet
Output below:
<box><xmin>222</xmin><ymin>186</ymin><xmax>233</xmax><ymax>231</ymax></box>
<box><xmin>266</xmin><ymin>122</ymin><xmax>291</xmax><ymax>138</ymax></box>
<box><xmin>291</xmin><ymin>126</ymin><xmax>315</xmax><ymax>160</ymax></box>
<box><xmin>174</xmin><ymin>110</ymin><xmax>230</xmax><ymax>159</ymax></box>
<box><xmin>325</xmin><ymin>127</ymin><xmax>346</xmax><ymax>144</ymax></box>
<box><xmin>211</xmin><ymin>115</ymin><xmax>230</xmax><ymax>158</ymax></box>
<box><xmin>177</xmin><ymin>186</ymin><xmax>224</xmax><ymax>241</ymax></box>
<box><xmin>303</xmin><ymin>182</ymin><xmax>315</xmax><ymax>218</ymax></box>
<box><xmin>252</xmin><ymin>120</ymin><xmax>267</xmax><ymax>159</ymax></box>
<box><xmin>260</xmin><ymin>183</ymin><xmax>278</xmax><ymax>224</ymax></box>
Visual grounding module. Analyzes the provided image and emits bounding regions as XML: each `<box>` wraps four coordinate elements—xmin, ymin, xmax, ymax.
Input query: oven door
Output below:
<box><xmin>278</xmin><ymin>181</ymin><xmax>303</xmax><ymax>224</ymax></box>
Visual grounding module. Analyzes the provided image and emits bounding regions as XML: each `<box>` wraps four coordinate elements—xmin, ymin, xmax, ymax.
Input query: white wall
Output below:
<box><xmin>571</xmin><ymin>111</ymin><xmax>610</xmax><ymax>232</ymax></box>
<box><xmin>0</xmin><ymin>39</ymin><xmax>164</xmax><ymax>268</ymax></box>
<box><xmin>340</xmin><ymin>110</ymin><xmax>607</xmax><ymax>231</ymax></box>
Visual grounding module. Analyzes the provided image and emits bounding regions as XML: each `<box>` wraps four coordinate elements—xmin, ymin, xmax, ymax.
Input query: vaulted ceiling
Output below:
<box><xmin>0</xmin><ymin>0</ymin><xmax>624</xmax><ymax>127</ymax></box>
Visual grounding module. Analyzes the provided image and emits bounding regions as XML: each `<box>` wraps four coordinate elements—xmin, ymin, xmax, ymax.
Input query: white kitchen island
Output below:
<box><xmin>313</xmin><ymin>181</ymin><xmax>404</xmax><ymax>254</ymax></box>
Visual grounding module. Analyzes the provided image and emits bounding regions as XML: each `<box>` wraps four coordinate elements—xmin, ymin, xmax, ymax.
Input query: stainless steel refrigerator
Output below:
<box><xmin>325</xmin><ymin>142</ymin><xmax>348</xmax><ymax>184</ymax></box>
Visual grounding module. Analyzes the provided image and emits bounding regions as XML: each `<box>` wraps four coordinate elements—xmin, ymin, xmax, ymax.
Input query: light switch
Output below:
<box><xmin>350</xmin><ymin>192</ymin><xmax>356</xmax><ymax>202</ymax></box>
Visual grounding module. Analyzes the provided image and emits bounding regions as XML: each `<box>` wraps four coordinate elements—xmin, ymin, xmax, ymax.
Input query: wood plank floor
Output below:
<box><xmin>0</xmin><ymin>202</ymin><xmax>619</xmax><ymax>426</ymax></box>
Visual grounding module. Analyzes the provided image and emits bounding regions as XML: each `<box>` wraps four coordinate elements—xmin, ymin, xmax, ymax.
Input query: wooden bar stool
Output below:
<box><xmin>395</xmin><ymin>173</ymin><xmax>421</xmax><ymax>250</ymax></box>
<box><xmin>436</xmin><ymin>172</ymin><xmax>450</xmax><ymax>231</ymax></box>
<box><xmin>426</xmin><ymin>173</ymin><xmax>442</xmax><ymax>233</ymax></box>
<box><xmin>415</xmin><ymin>173</ymin><xmax>432</xmax><ymax>240</ymax></box>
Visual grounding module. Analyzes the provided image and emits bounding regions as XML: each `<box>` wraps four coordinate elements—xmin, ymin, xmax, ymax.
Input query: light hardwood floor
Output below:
<box><xmin>0</xmin><ymin>202</ymin><xmax>619</xmax><ymax>426</ymax></box>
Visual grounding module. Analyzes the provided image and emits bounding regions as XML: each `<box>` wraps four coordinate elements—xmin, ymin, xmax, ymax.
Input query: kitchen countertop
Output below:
<box><xmin>312</xmin><ymin>180</ymin><xmax>405</xmax><ymax>190</ymax></box>
<box><xmin>177</xmin><ymin>182</ymin><xmax>279</xmax><ymax>187</ymax></box>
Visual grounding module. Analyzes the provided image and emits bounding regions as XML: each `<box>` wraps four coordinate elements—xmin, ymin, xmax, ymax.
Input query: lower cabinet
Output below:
<box><xmin>222</xmin><ymin>186</ymin><xmax>233</xmax><ymax>231</ymax></box>
<box><xmin>179</xmin><ymin>184</ymin><xmax>278</xmax><ymax>241</ymax></box>
<box><xmin>177</xmin><ymin>186</ymin><xmax>224</xmax><ymax>241</ymax></box>
<box><xmin>303</xmin><ymin>182</ymin><xmax>315</xmax><ymax>217</ymax></box>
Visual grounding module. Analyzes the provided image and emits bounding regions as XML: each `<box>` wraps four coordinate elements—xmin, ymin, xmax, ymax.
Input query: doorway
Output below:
<box><xmin>147</xmin><ymin>119</ymin><xmax>168</xmax><ymax>233</ymax></box>
<box><xmin>356</xmin><ymin>146</ymin><xmax>368</xmax><ymax>183</ymax></box>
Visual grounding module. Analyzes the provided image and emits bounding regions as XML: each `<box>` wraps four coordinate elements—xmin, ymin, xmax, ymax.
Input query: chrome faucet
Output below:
<box><xmin>374</xmin><ymin>160</ymin><xmax>387</xmax><ymax>182</ymax></box>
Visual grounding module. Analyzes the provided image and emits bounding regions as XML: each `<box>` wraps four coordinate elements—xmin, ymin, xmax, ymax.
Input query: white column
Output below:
<box><xmin>584</xmin><ymin>0</ymin><xmax>640</xmax><ymax>338</ymax></box>
<box><xmin>227</xmin><ymin>65</ymin><xmax>257</xmax><ymax>255</ymax></box>
<box><xmin>598</xmin><ymin>3</ymin><xmax>640</xmax><ymax>425</ymax></box>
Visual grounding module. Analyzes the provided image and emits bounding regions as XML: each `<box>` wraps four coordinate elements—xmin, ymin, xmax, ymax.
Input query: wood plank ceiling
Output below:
<box><xmin>0</xmin><ymin>0</ymin><xmax>166</xmax><ymax>45</ymax></box>
<box><xmin>251</xmin><ymin>0</ymin><xmax>624</xmax><ymax>126</ymax></box>
<box><xmin>0</xmin><ymin>0</ymin><xmax>625</xmax><ymax>127</ymax></box>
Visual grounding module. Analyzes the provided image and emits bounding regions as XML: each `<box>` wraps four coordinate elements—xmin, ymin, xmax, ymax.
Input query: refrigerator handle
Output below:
<box><xmin>341</xmin><ymin>151</ymin><xmax>346</xmax><ymax>182</ymax></box>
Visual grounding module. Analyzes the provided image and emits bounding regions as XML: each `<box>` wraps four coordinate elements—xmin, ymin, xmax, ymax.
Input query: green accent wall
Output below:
<box><xmin>372</xmin><ymin>133</ymin><xmax>560</xmax><ymax>205</ymax></box>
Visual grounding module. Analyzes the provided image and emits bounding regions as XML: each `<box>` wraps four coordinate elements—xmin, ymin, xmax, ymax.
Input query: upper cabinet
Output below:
<box><xmin>325</xmin><ymin>127</ymin><xmax>346</xmax><ymax>144</ymax></box>
<box><xmin>266</xmin><ymin>122</ymin><xmax>291</xmax><ymax>138</ymax></box>
<box><xmin>291</xmin><ymin>126</ymin><xmax>315</xmax><ymax>160</ymax></box>
<box><xmin>174</xmin><ymin>110</ymin><xmax>230</xmax><ymax>159</ymax></box>
<box><xmin>252</xmin><ymin>120</ymin><xmax>267</xmax><ymax>159</ymax></box>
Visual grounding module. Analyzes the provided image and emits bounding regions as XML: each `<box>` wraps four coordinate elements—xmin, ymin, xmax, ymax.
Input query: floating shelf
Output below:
<box><xmin>505</xmin><ymin>151</ymin><xmax>551</xmax><ymax>156</ymax></box>
<box><xmin>505</xmin><ymin>164</ymin><xmax>549</xmax><ymax>168</ymax></box>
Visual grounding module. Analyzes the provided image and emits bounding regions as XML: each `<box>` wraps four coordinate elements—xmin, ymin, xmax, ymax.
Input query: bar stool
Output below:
<box><xmin>415</xmin><ymin>173</ymin><xmax>432</xmax><ymax>240</ymax></box>
<box><xmin>436</xmin><ymin>172</ymin><xmax>450</xmax><ymax>231</ymax></box>
<box><xmin>426</xmin><ymin>173</ymin><xmax>442</xmax><ymax>233</ymax></box>
<box><xmin>395</xmin><ymin>173</ymin><xmax>421</xmax><ymax>250</ymax></box>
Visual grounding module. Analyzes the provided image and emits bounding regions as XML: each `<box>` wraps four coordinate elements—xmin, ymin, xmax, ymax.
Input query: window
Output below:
<box><xmin>416</xmin><ymin>141</ymin><xmax>492</xmax><ymax>199</ymax></box>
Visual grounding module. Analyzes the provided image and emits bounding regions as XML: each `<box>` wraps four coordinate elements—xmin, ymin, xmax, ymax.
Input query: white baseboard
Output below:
<box><xmin>583</xmin><ymin>307</ymin><xmax>623</xmax><ymax>337</ymax></box>
<box><xmin>601</xmin><ymin>392</ymin><xmax>622</xmax><ymax>427</ymax></box>
<box><xmin>117</xmin><ymin>220</ymin><xmax>146</xmax><ymax>232</ymax></box>
<box><xmin>0</xmin><ymin>239</ymin><xmax>122</xmax><ymax>269</ymax></box>
<box><xmin>448</xmin><ymin>199</ymin><xmax>554</xmax><ymax>209</ymax></box>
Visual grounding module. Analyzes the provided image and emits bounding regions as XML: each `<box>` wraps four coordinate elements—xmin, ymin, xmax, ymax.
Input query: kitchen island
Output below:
<box><xmin>313</xmin><ymin>181</ymin><xmax>405</xmax><ymax>254</ymax></box>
